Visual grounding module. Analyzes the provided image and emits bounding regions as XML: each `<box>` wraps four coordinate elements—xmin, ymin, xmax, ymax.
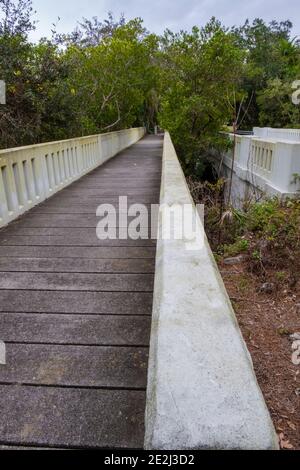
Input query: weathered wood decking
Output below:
<box><xmin>0</xmin><ymin>134</ymin><xmax>163</xmax><ymax>449</ymax></box>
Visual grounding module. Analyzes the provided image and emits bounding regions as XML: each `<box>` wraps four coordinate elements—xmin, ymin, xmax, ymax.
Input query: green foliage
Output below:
<box><xmin>66</xmin><ymin>19</ymin><xmax>159</xmax><ymax>135</ymax></box>
<box><xmin>0</xmin><ymin>4</ymin><xmax>158</xmax><ymax>148</ymax></box>
<box><xmin>158</xmin><ymin>19</ymin><xmax>245</xmax><ymax>173</ymax></box>
<box><xmin>0</xmin><ymin>34</ymin><xmax>77</xmax><ymax>146</ymax></box>
<box><xmin>275</xmin><ymin>271</ymin><xmax>287</xmax><ymax>281</ymax></box>
<box><xmin>188</xmin><ymin>173</ymin><xmax>300</xmax><ymax>285</ymax></box>
<box><xmin>222</xmin><ymin>238</ymin><xmax>249</xmax><ymax>257</ymax></box>
<box><xmin>257</xmin><ymin>78</ymin><xmax>300</xmax><ymax>128</ymax></box>
<box><xmin>217</xmin><ymin>198</ymin><xmax>300</xmax><ymax>256</ymax></box>
<box><xmin>246</xmin><ymin>198</ymin><xmax>299</xmax><ymax>240</ymax></box>
<box><xmin>232</xmin><ymin>18</ymin><xmax>300</xmax><ymax>129</ymax></box>
<box><xmin>195</xmin><ymin>187</ymin><xmax>300</xmax><ymax>283</ymax></box>
<box><xmin>0</xmin><ymin>2</ymin><xmax>299</xmax><ymax>160</ymax></box>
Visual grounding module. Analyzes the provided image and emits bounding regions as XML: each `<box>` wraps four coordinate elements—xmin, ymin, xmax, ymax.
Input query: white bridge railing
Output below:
<box><xmin>222</xmin><ymin>128</ymin><xmax>300</xmax><ymax>197</ymax></box>
<box><xmin>253</xmin><ymin>127</ymin><xmax>300</xmax><ymax>142</ymax></box>
<box><xmin>0</xmin><ymin>127</ymin><xmax>145</xmax><ymax>227</ymax></box>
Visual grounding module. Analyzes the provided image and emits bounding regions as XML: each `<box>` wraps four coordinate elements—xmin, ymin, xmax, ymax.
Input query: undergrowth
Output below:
<box><xmin>187</xmin><ymin>176</ymin><xmax>300</xmax><ymax>287</ymax></box>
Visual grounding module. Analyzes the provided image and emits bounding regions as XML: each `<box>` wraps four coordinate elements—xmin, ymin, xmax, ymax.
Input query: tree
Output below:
<box><xmin>53</xmin><ymin>12</ymin><xmax>126</xmax><ymax>47</ymax></box>
<box><xmin>0</xmin><ymin>0</ymin><xmax>36</xmax><ymax>36</ymax></box>
<box><xmin>0</xmin><ymin>7</ymin><xmax>158</xmax><ymax>147</ymax></box>
<box><xmin>257</xmin><ymin>78</ymin><xmax>300</xmax><ymax>128</ymax></box>
<box><xmin>1</xmin><ymin>6</ymin><xmax>300</xmax><ymax>158</ymax></box>
<box><xmin>232</xmin><ymin>19</ymin><xmax>300</xmax><ymax>128</ymax></box>
<box><xmin>158</xmin><ymin>18</ymin><xmax>245</xmax><ymax>175</ymax></box>
<box><xmin>66</xmin><ymin>19</ymin><xmax>158</xmax><ymax>134</ymax></box>
<box><xmin>0</xmin><ymin>1</ymin><xmax>78</xmax><ymax>147</ymax></box>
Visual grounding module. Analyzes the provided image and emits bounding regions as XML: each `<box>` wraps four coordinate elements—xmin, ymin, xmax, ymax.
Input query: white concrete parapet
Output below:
<box><xmin>223</xmin><ymin>131</ymin><xmax>300</xmax><ymax>197</ymax></box>
<box><xmin>145</xmin><ymin>132</ymin><xmax>278</xmax><ymax>450</ymax></box>
<box><xmin>253</xmin><ymin>127</ymin><xmax>300</xmax><ymax>142</ymax></box>
<box><xmin>0</xmin><ymin>128</ymin><xmax>145</xmax><ymax>227</ymax></box>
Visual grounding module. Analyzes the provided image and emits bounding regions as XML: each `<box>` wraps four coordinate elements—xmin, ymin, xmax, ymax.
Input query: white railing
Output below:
<box><xmin>250</xmin><ymin>138</ymin><xmax>276</xmax><ymax>176</ymax></box>
<box><xmin>223</xmin><ymin>131</ymin><xmax>300</xmax><ymax>196</ymax></box>
<box><xmin>0</xmin><ymin>127</ymin><xmax>145</xmax><ymax>227</ymax></box>
<box><xmin>253</xmin><ymin>127</ymin><xmax>300</xmax><ymax>142</ymax></box>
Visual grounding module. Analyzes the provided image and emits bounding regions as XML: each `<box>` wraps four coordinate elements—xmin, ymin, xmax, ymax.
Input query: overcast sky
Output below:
<box><xmin>29</xmin><ymin>0</ymin><xmax>300</xmax><ymax>41</ymax></box>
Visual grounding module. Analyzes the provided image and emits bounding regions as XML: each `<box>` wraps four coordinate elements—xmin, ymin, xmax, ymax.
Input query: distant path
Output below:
<box><xmin>0</xmin><ymin>134</ymin><xmax>163</xmax><ymax>449</ymax></box>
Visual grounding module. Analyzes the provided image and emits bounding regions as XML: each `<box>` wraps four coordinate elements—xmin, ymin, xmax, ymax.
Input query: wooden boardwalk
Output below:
<box><xmin>0</xmin><ymin>134</ymin><xmax>163</xmax><ymax>449</ymax></box>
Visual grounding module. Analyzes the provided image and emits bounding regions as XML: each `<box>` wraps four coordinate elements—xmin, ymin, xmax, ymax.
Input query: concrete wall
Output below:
<box><xmin>0</xmin><ymin>128</ymin><xmax>145</xmax><ymax>227</ymax></box>
<box><xmin>145</xmin><ymin>132</ymin><xmax>278</xmax><ymax>450</ymax></box>
<box><xmin>221</xmin><ymin>162</ymin><xmax>264</xmax><ymax>208</ymax></box>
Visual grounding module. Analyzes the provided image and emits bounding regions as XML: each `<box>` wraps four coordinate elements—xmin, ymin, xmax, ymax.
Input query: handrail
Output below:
<box><xmin>253</xmin><ymin>127</ymin><xmax>300</xmax><ymax>142</ymax></box>
<box><xmin>0</xmin><ymin>128</ymin><xmax>145</xmax><ymax>227</ymax></box>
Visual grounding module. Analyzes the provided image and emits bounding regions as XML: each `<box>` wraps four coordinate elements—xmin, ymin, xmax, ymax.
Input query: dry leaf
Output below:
<box><xmin>278</xmin><ymin>433</ymin><xmax>294</xmax><ymax>450</ymax></box>
<box><xmin>287</xmin><ymin>421</ymin><xmax>297</xmax><ymax>431</ymax></box>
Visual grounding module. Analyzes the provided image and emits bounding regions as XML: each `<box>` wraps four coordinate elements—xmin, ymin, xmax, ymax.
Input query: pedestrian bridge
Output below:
<box><xmin>0</xmin><ymin>129</ymin><xmax>278</xmax><ymax>449</ymax></box>
<box><xmin>218</xmin><ymin>127</ymin><xmax>300</xmax><ymax>207</ymax></box>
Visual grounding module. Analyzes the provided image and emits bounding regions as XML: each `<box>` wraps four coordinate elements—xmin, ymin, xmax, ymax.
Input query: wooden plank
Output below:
<box><xmin>0</xmin><ymin>290</ymin><xmax>153</xmax><ymax>314</ymax></box>
<box><xmin>6</xmin><ymin>213</ymin><xmax>155</xmax><ymax>228</ymax></box>
<box><xmin>67</xmin><ymin>182</ymin><xmax>161</xmax><ymax>189</ymax></box>
<box><xmin>0</xmin><ymin>344</ymin><xmax>148</xmax><ymax>388</ymax></box>
<box><xmin>0</xmin><ymin>257</ymin><xmax>155</xmax><ymax>273</ymax></box>
<box><xmin>0</xmin><ymin>272</ymin><xmax>154</xmax><ymax>291</ymax></box>
<box><xmin>58</xmin><ymin>189</ymin><xmax>160</xmax><ymax>197</ymax></box>
<box><xmin>28</xmin><ymin>203</ymin><xmax>155</xmax><ymax>214</ymax></box>
<box><xmin>0</xmin><ymin>245</ymin><xmax>156</xmax><ymax>258</ymax></box>
<box><xmin>40</xmin><ymin>195</ymin><xmax>160</xmax><ymax>204</ymax></box>
<box><xmin>0</xmin><ymin>313</ymin><xmax>151</xmax><ymax>345</ymax></box>
<box><xmin>0</xmin><ymin>385</ymin><xmax>146</xmax><ymax>448</ymax></box>
<box><xmin>0</xmin><ymin>236</ymin><xmax>156</xmax><ymax>246</ymax></box>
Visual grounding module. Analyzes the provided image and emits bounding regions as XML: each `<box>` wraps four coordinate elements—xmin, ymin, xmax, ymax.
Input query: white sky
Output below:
<box><xmin>29</xmin><ymin>0</ymin><xmax>300</xmax><ymax>41</ymax></box>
